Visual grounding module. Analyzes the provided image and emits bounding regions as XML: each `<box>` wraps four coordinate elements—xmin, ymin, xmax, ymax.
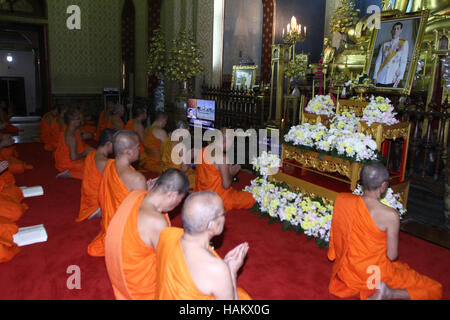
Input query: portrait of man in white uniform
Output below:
<box><xmin>373</xmin><ymin>22</ymin><xmax>409</xmax><ymax>88</ymax></box>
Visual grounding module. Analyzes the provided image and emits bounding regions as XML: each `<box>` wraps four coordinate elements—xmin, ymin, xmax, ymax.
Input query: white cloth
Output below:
<box><xmin>373</xmin><ymin>38</ymin><xmax>409</xmax><ymax>86</ymax></box>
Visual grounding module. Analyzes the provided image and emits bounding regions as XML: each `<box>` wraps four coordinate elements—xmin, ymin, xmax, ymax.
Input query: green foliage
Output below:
<box><xmin>147</xmin><ymin>29</ymin><xmax>167</xmax><ymax>79</ymax></box>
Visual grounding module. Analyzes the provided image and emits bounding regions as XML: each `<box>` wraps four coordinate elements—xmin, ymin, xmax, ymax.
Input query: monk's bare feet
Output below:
<box><xmin>87</xmin><ymin>208</ymin><xmax>101</xmax><ymax>220</ymax></box>
<box><xmin>368</xmin><ymin>281</ymin><xmax>393</xmax><ymax>300</ymax></box>
<box><xmin>56</xmin><ymin>170</ymin><xmax>72</xmax><ymax>179</ymax></box>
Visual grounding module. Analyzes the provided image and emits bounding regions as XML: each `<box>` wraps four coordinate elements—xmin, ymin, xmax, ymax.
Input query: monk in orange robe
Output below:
<box><xmin>124</xmin><ymin>106</ymin><xmax>147</xmax><ymax>154</ymax></box>
<box><xmin>0</xmin><ymin>161</ymin><xmax>28</xmax><ymax>223</ymax></box>
<box><xmin>106</xmin><ymin>104</ymin><xmax>125</xmax><ymax>131</ymax></box>
<box><xmin>194</xmin><ymin>130</ymin><xmax>255</xmax><ymax>212</ymax></box>
<box><xmin>160</xmin><ymin>121</ymin><xmax>195</xmax><ymax>188</ymax></box>
<box><xmin>54</xmin><ymin>110</ymin><xmax>94</xmax><ymax>180</ymax></box>
<box><xmin>0</xmin><ymin>134</ymin><xmax>33</xmax><ymax>175</ymax></box>
<box><xmin>139</xmin><ymin>113</ymin><xmax>168</xmax><ymax>173</ymax></box>
<box><xmin>39</xmin><ymin>106</ymin><xmax>58</xmax><ymax>145</ymax></box>
<box><xmin>95</xmin><ymin>102</ymin><xmax>115</xmax><ymax>141</ymax></box>
<box><xmin>77</xmin><ymin>104</ymin><xmax>97</xmax><ymax>136</ymax></box>
<box><xmin>328</xmin><ymin>162</ymin><xmax>443</xmax><ymax>300</ymax></box>
<box><xmin>155</xmin><ymin>191</ymin><xmax>252</xmax><ymax>300</ymax></box>
<box><xmin>105</xmin><ymin>169</ymin><xmax>189</xmax><ymax>299</ymax></box>
<box><xmin>77</xmin><ymin>128</ymin><xmax>116</xmax><ymax>222</ymax></box>
<box><xmin>0</xmin><ymin>216</ymin><xmax>20</xmax><ymax>264</ymax></box>
<box><xmin>45</xmin><ymin>105</ymin><xmax>68</xmax><ymax>152</ymax></box>
<box><xmin>0</xmin><ymin>101</ymin><xmax>19</xmax><ymax>134</ymax></box>
<box><xmin>88</xmin><ymin>130</ymin><xmax>153</xmax><ymax>257</ymax></box>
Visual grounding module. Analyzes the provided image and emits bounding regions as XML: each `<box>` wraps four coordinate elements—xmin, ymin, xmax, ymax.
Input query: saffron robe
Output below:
<box><xmin>0</xmin><ymin>172</ymin><xmax>27</xmax><ymax>222</ymax></box>
<box><xmin>155</xmin><ymin>227</ymin><xmax>252</xmax><ymax>300</ymax></box>
<box><xmin>139</xmin><ymin>128</ymin><xmax>163</xmax><ymax>173</ymax></box>
<box><xmin>105</xmin><ymin>190</ymin><xmax>171</xmax><ymax>300</ymax></box>
<box><xmin>77</xmin><ymin>150</ymin><xmax>102</xmax><ymax>222</ymax></box>
<box><xmin>328</xmin><ymin>193</ymin><xmax>443</xmax><ymax>300</ymax></box>
<box><xmin>0</xmin><ymin>217</ymin><xmax>20</xmax><ymax>264</ymax></box>
<box><xmin>124</xmin><ymin>120</ymin><xmax>145</xmax><ymax>154</ymax></box>
<box><xmin>87</xmin><ymin>159</ymin><xmax>131</xmax><ymax>257</ymax></box>
<box><xmin>39</xmin><ymin>113</ymin><xmax>53</xmax><ymax>145</ymax></box>
<box><xmin>194</xmin><ymin>147</ymin><xmax>255</xmax><ymax>211</ymax></box>
<box><xmin>95</xmin><ymin>110</ymin><xmax>108</xmax><ymax>141</ymax></box>
<box><xmin>159</xmin><ymin>139</ymin><xmax>195</xmax><ymax>189</ymax></box>
<box><xmin>0</xmin><ymin>145</ymin><xmax>33</xmax><ymax>175</ymax></box>
<box><xmin>44</xmin><ymin>118</ymin><xmax>63</xmax><ymax>152</ymax></box>
<box><xmin>54</xmin><ymin>129</ymin><xmax>87</xmax><ymax>180</ymax></box>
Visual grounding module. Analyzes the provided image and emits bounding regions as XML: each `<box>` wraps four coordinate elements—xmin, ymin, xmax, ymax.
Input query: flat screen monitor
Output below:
<box><xmin>186</xmin><ymin>98</ymin><xmax>216</xmax><ymax>130</ymax></box>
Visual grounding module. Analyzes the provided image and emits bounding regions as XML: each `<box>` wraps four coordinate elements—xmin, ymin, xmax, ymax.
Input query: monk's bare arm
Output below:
<box><xmin>66</xmin><ymin>134</ymin><xmax>89</xmax><ymax>161</ymax></box>
<box><xmin>134</xmin><ymin>123</ymin><xmax>145</xmax><ymax>142</ymax></box>
<box><xmin>217</xmin><ymin>163</ymin><xmax>233</xmax><ymax>189</ymax></box>
<box><xmin>385</xmin><ymin>209</ymin><xmax>400</xmax><ymax>261</ymax></box>
<box><xmin>111</xmin><ymin>116</ymin><xmax>122</xmax><ymax>130</ymax></box>
<box><xmin>125</xmin><ymin>172</ymin><xmax>148</xmax><ymax>191</ymax></box>
<box><xmin>208</xmin><ymin>261</ymin><xmax>236</xmax><ymax>300</ymax></box>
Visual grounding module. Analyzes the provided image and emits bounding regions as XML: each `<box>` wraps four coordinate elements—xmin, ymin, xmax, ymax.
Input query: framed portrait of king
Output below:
<box><xmin>365</xmin><ymin>10</ymin><xmax>429</xmax><ymax>95</ymax></box>
<box><xmin>231</xmin><ymin>65</ymin><xmax>258</xmax><ymax>90</ymax></box>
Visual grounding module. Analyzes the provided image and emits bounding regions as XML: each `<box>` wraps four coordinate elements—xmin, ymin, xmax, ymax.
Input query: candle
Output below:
<box><xmin>287</xmin><ymin>24</ymin><xmax>290</xmax><ymax>34</ymax></box>
<box><xmin>282</xmin><ymin>28</ymin><xmax>284</xmax><ymax>37</ymax></box>
<box><xmin>304</xmin><ymin>26</ymin><xmax>307</xmax><ymax>36</ymax></box>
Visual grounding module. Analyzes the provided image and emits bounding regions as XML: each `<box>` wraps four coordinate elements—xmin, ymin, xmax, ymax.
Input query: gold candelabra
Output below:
<box><xmin>282</xmin><ymin>16</ymin><xmax>307</xmax><ymax>62</ymax></box>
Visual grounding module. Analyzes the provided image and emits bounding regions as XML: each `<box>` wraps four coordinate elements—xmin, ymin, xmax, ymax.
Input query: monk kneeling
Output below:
<box><xmin>328</xmin><ymin>162</ymin><xmax>443</xmax><ymax>300</ymax></box>
<box><xmin>139</xmin><ymin>112</ymin><xmax>168</xmax><ymax>173</ymax></box>
<box><xmin>155</xmin><ymin>191</ymin><xmax>252</xmax><ymax>300</ymax></box>
<box><xmin>105</xmin><ymin>168</ymin><xmax>189</xmax><ymax>299</ymax></box>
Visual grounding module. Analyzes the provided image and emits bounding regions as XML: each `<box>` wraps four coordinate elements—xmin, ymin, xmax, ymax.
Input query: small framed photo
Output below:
<box><xmin>231</xmin><ymin>65</ymin><xmax>258</xmax><ymax>90</ymax></box>
<box><xmin>364</xmin><ymin>10</ymin><xmax>429</xmax><ymax>94</ymax></box>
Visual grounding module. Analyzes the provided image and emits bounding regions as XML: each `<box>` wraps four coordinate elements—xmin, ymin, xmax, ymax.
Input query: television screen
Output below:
<box><xmin>187</xmin><ymin>99</ymin><xmax>216</xmax><ymax>129</ymax></box>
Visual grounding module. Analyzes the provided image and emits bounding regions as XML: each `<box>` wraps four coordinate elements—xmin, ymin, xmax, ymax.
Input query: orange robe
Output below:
<box><xmin>0</xmin><ymin>172</ymin><xmax>27</xmax><ymax>223</ymax></box>
<box><xmin>125</xmin><ymin>120</ymin><xmax>145</xmax><ymax>154</ymax></box>
<box><xmin>77</xmin><ymin>150</ymin><xmax>102</xmax><ymax>222</ymax></box>
<box><xmin>328</xmin><ymin>193</ymin><xmax>443</xmax><ymax>300</ymax></box>
<box><xmin>87</xmin><ymin>159</ymin><xmax>131</xmax><ymax>257</ymax></box>
<box><xmin>1</xmin><ymin>111</ymin><xmax>19</xmax><ymax>134</ymax></box>
<box><xmin>105</xmin><ymin>190</ymin><xmax>171</xmax><ymax>300</ymax></box>
<box><xmin>194</xmin><ymin>147</ymin><xmax>255</xmax><ymax>211</ymax></box>
<box><xmin>80</xmin><ymin>121</ymin><xmax>97</xmax><ymax>135</ymax></box>
<box><xmin>39</xmin><ymin>113</ymin><xmax>53</xmax><ymax>144</ymax></box>
<box><xmin>139</xmin><ymin>127</ymin><xmax>163</xmax><ymax>173</ymax></box>
<box><xmin>0</xmin><ymin>145</ymin><xmax>33</xmax><ymax>175</ymax></box>
<box><xmin>95</xmin><ymin>110</ymin><xmax>107</xmax><ymax>141</ymax></box>
<box><xmin>44</xmin><ymin>118</ymin><xmax>63</xmax><ymax>152</ymax></box>
<box><xmin>155</xmin><ymin>227</ymin><xmax>252</xmax><ymax>300</ymax></box>
<box><xmin>160</xmin><ymin>139</ymin><xmax>196</xmax><ymax>189</ymax></box>
<box><xmin>0</xmin><ymin>216</ymin><xmax>20</xmax><ymax>264</ymax></box>
<box><xmin>54</xmin><ymin>129</ymin><xmax>87</xmax><ymax>180</ymax></box>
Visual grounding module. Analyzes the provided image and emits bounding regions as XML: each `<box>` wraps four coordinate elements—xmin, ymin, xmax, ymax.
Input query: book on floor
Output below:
<box><xmin>13</xmin><ymin>224</ymin><xmax>48</xmax><ymax>247</ymax></box>
<box><xmin>19</xmin><ymin>186</ymin><xmax>44</xmax><ymax>198</ymax></box>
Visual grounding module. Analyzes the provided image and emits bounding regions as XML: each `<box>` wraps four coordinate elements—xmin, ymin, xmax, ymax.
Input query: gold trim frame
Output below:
<box><xmin>231</xmin><ymin>65</ymin><xmax>258</xmax><ymax>90</ymax></box>
<box><xmin>364</xmin><ymin>10</ymin><xmax>429</xmax><ymax>95</ymax></box>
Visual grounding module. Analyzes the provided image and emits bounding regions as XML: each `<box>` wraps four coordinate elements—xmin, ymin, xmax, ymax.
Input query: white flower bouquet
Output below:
<box><xmin>353</xmin><ymin>184</ymin><xmax>406</xmax><ymax>217</ymax></box>
<box><xmin>305</xmin><ymin>95</ymin><xmax>336</xmax><ymax>117</ymax></box>
<box><xmin>329</xmin><ymin>111</ymin><xmax>360</xmax><ymax>133</ymax></box>
<box><xmin>284</xmin><ymin>123</ymin><xmax>329</xmax><ymax>149</ymax></box>
<box><xmin>333</xmin><ymin>132</ymin><xmax>379</xmax><ymax>162</ymax></box>
<box><xmin>361</xmin><ymin>96</ymin><xmax>399</xmax><ymax>126</ymax></box>
<box><xmin>251</xmin><ymin>151</ymin><xmax>281</xmax><ymax>179</ymax></box>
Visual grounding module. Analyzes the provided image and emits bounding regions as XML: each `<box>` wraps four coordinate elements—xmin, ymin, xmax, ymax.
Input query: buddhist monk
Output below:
<box><xmin>0</xmin><ymin>100</ymin><xmax>19</xmax><ymax>134</ymax></box>
<box><xmin>0</xmin><ymin>134</ymin><xmax>33</xmax><ymax>175</ymax></box>
<box><xmin>160</xmin><ymin>120</ymin><xmax>196</xmax><ymax>188</ymax></box>
<box><xmin>95</xmin><ymin>102</ymin><xmax>115</xmax><ymax>141</ymax></box>
<box><xmin>77</xmin><ymin>128</ymin><xmax>116</xmax><ymax>222</ymax></box>
<box><xmin>77</xmin><ymin>104</ymin><xmax>97</xmax><ymax>136</ymax></box>
<box><xmin>88</xmin><ymin>130</ymin><xmax>155</xmax><ymax>257</ymax></box>
<box><xmin>139</xmin><ymin>112</ymin><xmax>168</xmax><ymax>173</ymax></box>
<box><xmin>125</xmin><ymin>106</ymin><xmax>147</xmax><ymax>154</ymax></box>
<box><xmin>108</xmin><ymin>104</ymin><xmax>125</xmax><ymax>131</ymax></box>
<box><xmin>328</xmin><ymin>162</ymin><xmax>443</xmax><ymax>300</ymax></box>
<box><xmin>194</xmin><ymin>129</ymin><xmax>255</xmax><ymax>211</ymax></box>
<box><xmin>0</xmin><ymin>159</ymin><xmax>28</xmax><ymax>223</ymax></box>
<box><xmin>45</xmin><ymin>105</ymin><xmax>68</xmax><ymax>152</ymax></box>
<box><xmin>54</xmin><ymin>109</ymin><xmax>94</xmax><ymax>179</ymax></box>
<box><xmin>105</xmin><ymin>168</ymin><xmax>189</xmax><ymax>300</ymax></box>
<box><xmin>155</xmin><ymin>191</ymin><xmax>252</xmax><ymax>300</ymax></box>
<box><xmin>39</xmin><ymin>105</ymin><xmax>58</xmax><ymax>145</ymax></box>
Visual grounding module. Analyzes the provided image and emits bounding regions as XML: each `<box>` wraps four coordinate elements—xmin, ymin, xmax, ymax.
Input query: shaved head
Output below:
<box><xmin>182</xmin><ymin>191</ymin><xmax>224</xmax><ymax>235</ymax></box>
<box><xmin>360</xmin><ymin>162</ymin><xmax>389</xmax><ymax>191</ymax></box>
<box><xmin>113</xmin><ymin>130</ymin><xmax>139</xmax><ymax>156</ymax></box>
<box><xmin>153</xmin><ymin>168</ymin><xmax>190</xmax><ymax>195</ymax></box>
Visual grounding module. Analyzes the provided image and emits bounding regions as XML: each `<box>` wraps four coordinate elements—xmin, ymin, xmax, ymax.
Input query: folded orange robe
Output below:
<box><xmin>88</xmin><ymin>159</ymin><xmax>132</xmax><ymax>257</ymax></box>
<box><xmin>155</xmin><ymin>227</ymin><xmax>252</xmax><ymax>300</ymax></box>
<box><xmin>0</xmin><ymin>146</ymin><xmax>33</xmax><ymax>175</ymax></box>
<box><xmin>328</xmin><ymin>193</ymin><xmax>443</xmax><ymax>300</ymax></box>
<box><xmin>54</xmin><ymin>129</ymin><xmax>87</xmax><ymax>180</ymax></box>
<box><xmin>139</xmin><ymin>128</ymin><xmax>163</xmax><ymax>173</ymax></box>
<box><xmin>39</xmin><ymin>113</ymin><xmax>53</xmax><ymax>144</ymax></box>
<box><xmin>44</xmin><ymin>118</ymin><xmax>63</xmax><ymax>152</ymax></box>
<box><xmin>0</xmin><ymin>172</ymin><xmax>27</xmax><ymax>222</ymax></box>
<box><xmin>0</xmin><ymin>216</ymin><xmax>20</xmax><ymax>264</ymax></box>
<box><xmin>77</xmin><ymin>150</ymin><xmax>101</xmax><ymax>222</ymax></box>
<box><xmin>194</xmin><ymin>147</ymin><xmax>255</xmax><ymax>211</ymax></box>
<box><xmin>160</xmin><ymin>139</ymin><xmax>195</xmax><ymax>188</ymax></box>
<box><xmin>105</xmin><ymin>190</ymin><xmax>171</xmax><ymax>300</ymax></box>
<box><xmin>124</xmin><ymin>120</ymin><xmax>145</xmax><ymax>154</ymax></box>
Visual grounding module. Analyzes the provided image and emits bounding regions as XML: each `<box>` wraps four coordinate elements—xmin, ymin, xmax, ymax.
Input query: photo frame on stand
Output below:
<box><xmin>231</xmin><ymin>65</ymin><xmax>258</xmax><ymax>90</ymax></box>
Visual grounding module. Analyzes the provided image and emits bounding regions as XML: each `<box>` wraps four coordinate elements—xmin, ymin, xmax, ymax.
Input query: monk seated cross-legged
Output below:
<box><xmin>77</xmin><ymin>128</ymin><xmax>116</xmax><ymax>222</ymax></box>
<box><xmin>45</xmin><ymin>105</ymin><xmax>68</xmax><ymax>152</ymax></box>
<box><xmin>160</xmin><ymin>120</ymin><xmax>196</xmax><ymax>189</ymax></box>
<box><xmin>88</xmin><ymin>130</ymin><xmax>156</xmax><ymax>257</ymax></box>
<box><xmin>155</xmin><ymin>191</ymin><xmax>252</xmax><ymax>300</ymax></box>
<box><xmin>54</xmin><ymin>109</ymin><xmax>95</xmax><ymax>180</ymax></box>
<box><xmin>95</xmin><ymin>102</ymin><xmax>115</xmax><ymax>141</ymax></box>
<box><xmin>107</xmin><ymin>104</ymin><xmax>125</xmax><ymax>131</ymax></box>
<box><xmin>139</xmin><ymin>112</ymin><xmax>168</xmax><ymax>173</ymax></box>
<box><xmin>194</xmin><ymin>129</ymin><xmax>255</xmax><ymax>212</ymax></box>
<box><xmin>328</xmin><ymin>162</ymin><xmax>443</xmax><ymax>300</ymax></box>
<box><xmin>0</xmin><ymin>134</ymin><xmax>33</xmax><ymax>175</ymax></box>
<box><xmin>124</xmin><ymin>106</ymin><xmax>147</xmax><ymax>155</ymax></box>
<box><xmin>105</xmin><ymin>168</ymin><xmax>189</xmax><ymax>300</ymax></box>
<box><xmin>39</xmin><ymin>105</ymin><xmax>58</xmax><ymax>146</ymax></box>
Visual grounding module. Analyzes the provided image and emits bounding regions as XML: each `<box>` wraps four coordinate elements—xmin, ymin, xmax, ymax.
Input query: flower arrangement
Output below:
<box><xmin>361</xmin><ymin>96</ymin><xmax>399</xmax><ymax>126</ymax></box>
<box><xmin>353</xmin><ymin>184</ymin><xmax>407</xmax><ymax>218</ymax></box>
<box><xmin>329</xmin><ymin>111</ymin><xmax>360</xmax><ymax>133</ymax></box>
<box><xmin>305</xmin><ymin>95</ymin><xmax>336</xmax><ymax>117</ymax></box>
<box><xmin>147</xmin><ymin>29</ymin><xmax>166</xmax><ymax>79</ymax></box>
<box><xmin>165</xmin><ymin>30</ymin><xmax>204</xmax><ymax>82</ymax></box>
<box><xmin>285</xmin><ymin>56</ymin><xmax>308</xmax><ymax>80</ymax></box>
<box><xmin>250</xmin><ymin>151</ymin><xmax>281</xmax><ymax>179</ymax></box>
<box><xmin>284</xmin><ymin>124</ymin><xmax>380</xmax><ymax>162</ymax></box>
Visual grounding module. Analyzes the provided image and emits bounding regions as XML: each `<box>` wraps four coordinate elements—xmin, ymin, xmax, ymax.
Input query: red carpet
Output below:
<box><xmin>0</xmin><ymin>142</ymin><xmax>449</xmax><ymax>300</ymax></box>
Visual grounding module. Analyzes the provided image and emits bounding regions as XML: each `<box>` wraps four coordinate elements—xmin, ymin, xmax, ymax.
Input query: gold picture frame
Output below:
<box><xmin>231</xmin><ymin>65</ymin><xmax>258</xmax><ymax>90</ymax></box>
<box><xmin>364</xmin><ymin>10</ymin><xmax>429</xmax><ymax>95</ymax></box>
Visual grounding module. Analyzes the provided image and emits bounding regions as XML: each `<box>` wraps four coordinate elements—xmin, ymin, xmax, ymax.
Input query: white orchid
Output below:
<box><xmin>361</xmin><ymin>96</ymin><xmax>399</xmax><ymax>126</ymax></box>
<box><xmin>305</xmin><ymin>95</ymin><xmax>336</xmax><ymax>117</ymax></box>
